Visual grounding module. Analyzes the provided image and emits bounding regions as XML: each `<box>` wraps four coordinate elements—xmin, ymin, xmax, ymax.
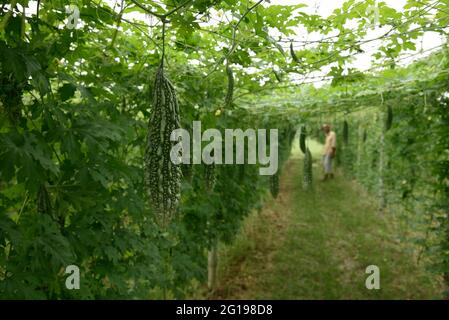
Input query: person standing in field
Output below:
<box><xmin>321</xmin><ymin>124</ymin><xmax>337</xmax><ymax>181</ymax></box>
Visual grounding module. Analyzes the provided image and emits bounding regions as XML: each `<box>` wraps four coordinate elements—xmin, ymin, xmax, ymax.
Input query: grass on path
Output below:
<box><xmin>209</xmin><ymin>140</ymin><xmax>443</xmax><ymax>299</ymax></box>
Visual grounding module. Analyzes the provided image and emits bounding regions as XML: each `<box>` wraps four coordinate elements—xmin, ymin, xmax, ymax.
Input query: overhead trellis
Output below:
<box><xmin>239</xmin><ymin>49</ymin><xmax>449</xmax><ymax>118</ymax></box>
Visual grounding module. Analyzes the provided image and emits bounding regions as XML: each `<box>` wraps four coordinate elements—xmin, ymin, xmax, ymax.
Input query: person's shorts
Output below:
<box><xmin>322</xmin><ymin>154</ymin><xmax>333</xmax><ymax>173</ymax></box>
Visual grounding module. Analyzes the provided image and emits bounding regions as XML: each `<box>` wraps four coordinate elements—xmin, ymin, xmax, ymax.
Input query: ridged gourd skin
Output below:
<box><xmin>37</xmin><ymin>184</ymin><xmax>51</xmax><ymax>214</ymax></box>
<box><xmin>145</xmin><ymin>66</ymin><xmax>182</xmax><ymax>227</ymax></box>
<box><xmin>303</xmin><ymin>148</ymin><xmax>313</xmax><ymax>190</ymax></box>
<box><xmin>299</xmin><ymin>125</ymin><xmax>307</xmax><ymax>154</ymax></box>
<box><xmin>204</xmin><ymin>163</ymin><xmax>216</xmax><ymax>192</ymax></box>
<box><xmin>224</xmin><ymin>65</ymin><xmax>234</xmax><ymax>108</ymax></box>
<box><xmin>270</xmin><ymin>173</ymin><xmax>279</xmax><ymax>199</ymax></box>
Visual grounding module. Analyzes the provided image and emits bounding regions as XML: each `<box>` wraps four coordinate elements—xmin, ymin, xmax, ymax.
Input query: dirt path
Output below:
<box><xmin>210</xmin><ymin>144</ymin><xmax>442</xmax><ymax>299</ymax></box>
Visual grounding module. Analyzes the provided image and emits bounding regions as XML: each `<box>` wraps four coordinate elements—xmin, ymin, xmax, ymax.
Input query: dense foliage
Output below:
<box><xmin>0</xmin><ymin>0</ymin><xmax>448</xmax><ymax>298</ymax></box>
<box><xmin>306</xmin><ymin>52</ymin><xmax>449</xmax><ymax>296</ymax></box>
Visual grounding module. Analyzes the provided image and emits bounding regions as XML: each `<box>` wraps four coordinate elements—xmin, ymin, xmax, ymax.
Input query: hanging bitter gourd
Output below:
<box><xmin>273</xmin><ymin>69</ymin><xmax>282</xmax><ymax>83</ymax></box>
<box><xmin>37</xmin><ymin>184</ymin><xmax>51</xmax><ymax>214</ymax></box>
<box><xmin>343</xmin><ymin>120</ymin><xmax>349</xmax><ymax>144</ymax></box>
<box><xmin>299</xmin><ymin>125</ymin><xmax>307</xmax><ymax>154</ymax></box>
<box><xmin>204</xmin><ymin>163</ymin><xmax>216</xmax><ymax>191</ymax></box>
<box><xmin>303</xmin><ymin>147</ymin><xmax>313</xmax><ymax>190</ymax></box>
<box><xmin>204</xmin><ymin>147</ymin><xmax>216</xmax><ymax>191</ymax></box>
<box><xmin>145</xmin><ymin>65</ymin><xmax>182</xmax><ymax>227</ymax></box>
<box><xmin>224</xmin><ymin>64</ymin><xmax>234</xmax><ymax>108</ymax></box>
<box><xmin>270</xmin><ymin>173</ymin><xmax>279</xmax><ymax>199</ymax></box>
<box><xmin>385</xmin><ymin>104</ymin><xmax>393</xmax><ymax>131</ymax></box>
<box><xmin>290</xmin><ymin>42</ymin><xmax>300</xmax><ymax>63</ymax></box>
<box><xmin>181</xmin><ymin>163</ymin><xmax>193</xmax><ymax>182</ymax></box>
<box><xmin>0</xmin><ymin>74</ymin><xmax>23</xmax><ymax>124</ymax></box>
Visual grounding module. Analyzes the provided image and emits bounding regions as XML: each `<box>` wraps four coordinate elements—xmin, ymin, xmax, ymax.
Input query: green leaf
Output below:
<box><xmin>58</xmin><ymin>83</ymin><xmax>77</xmax><ymax>101</ymax></box>
<box><xmin>0</xmin><ymin>43</ymin><xmax>27</xmax><ymax>82</ymax></box>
